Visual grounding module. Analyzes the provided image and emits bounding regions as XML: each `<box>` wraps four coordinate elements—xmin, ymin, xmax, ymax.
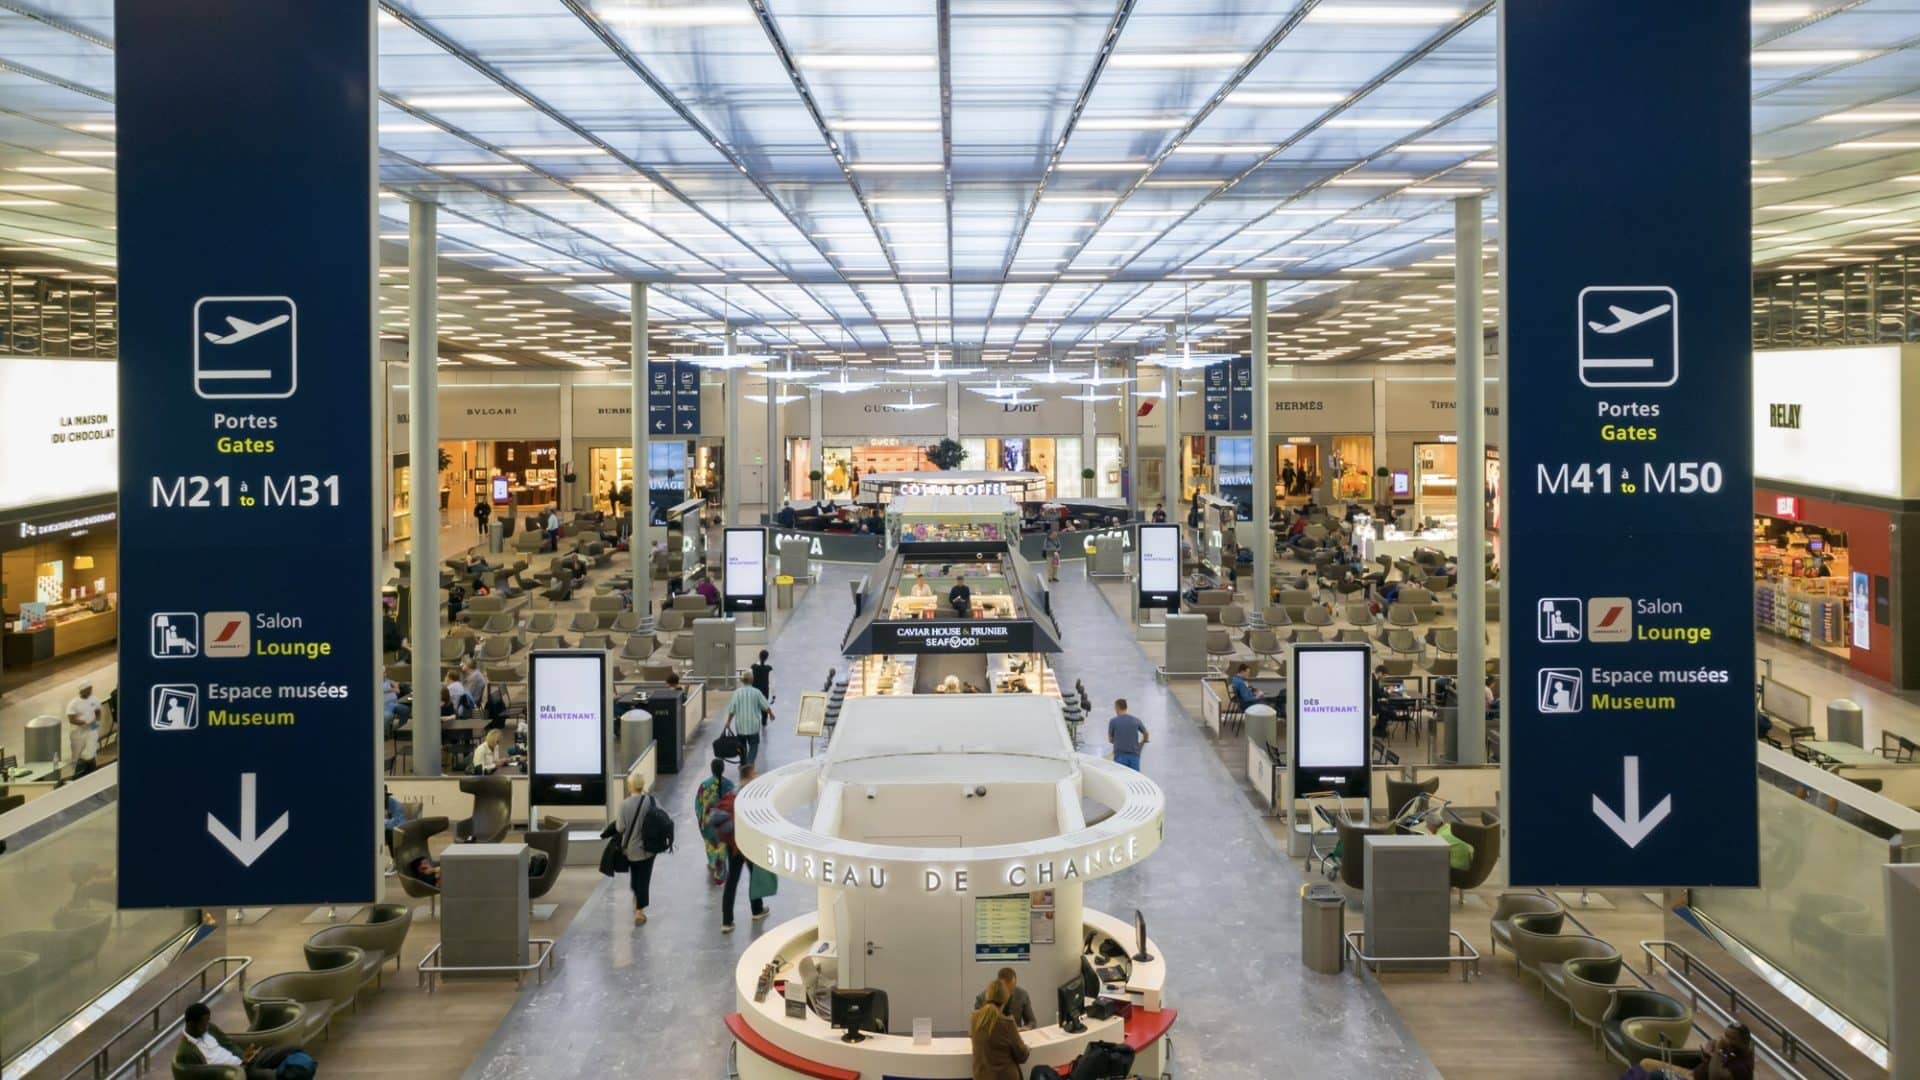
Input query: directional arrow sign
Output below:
<box><xmin>207</xmin><ymin>772</ymin><xmax>291</xmax><ymax>867</ymax></box>
<box><xmin>1591</xmin><ymin>756</ymin><xmax>1672</xmax><ymax>849</ymax></box>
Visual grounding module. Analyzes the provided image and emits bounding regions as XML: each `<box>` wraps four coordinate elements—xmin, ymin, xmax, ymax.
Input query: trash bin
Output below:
<box><xmin>25</xmin><ymin>715</ymin><xmax>61</xmax><ymax>763</ymax></box>
<box><xmin>1827</xmin><ymin>699</ymin><xmax>1864</xmax><ymax>747</ymax></box>
<box><xmin>775</xmin><ymin>574</ymin><xmax>795</xmax><ymax>610</ymax></box>
<box><xmin>488</xmin><ymin>519</ymin><xmax>505</xmax><ymax>554</ymax></box>
<box><xmin>1301</xmin><ymin>883</ymin><xmax>1345</xmax><ymax>974</ymax></box>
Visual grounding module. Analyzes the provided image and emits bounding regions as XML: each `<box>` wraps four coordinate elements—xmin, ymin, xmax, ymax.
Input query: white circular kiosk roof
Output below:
<box><xmin>734</xmin><ymin>696</ymin><xmax>1166</xmax><ymax>896</ymax></box>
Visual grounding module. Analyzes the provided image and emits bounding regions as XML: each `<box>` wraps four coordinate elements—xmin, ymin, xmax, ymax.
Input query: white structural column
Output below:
<box><xmin>766</xmin><ymin>363</ymin><xmax>782</xmax><ymax>516</ymax></box>
<box><xmin>1125</xmin><ymin>353</ymin><xmax>1140</xmax><ymax>519</ymax></box>
<box><xmin>1080</xmin><ymin>375</ymin><xmax>1096</xmax><ymax>498</ymax></box>
<box><xmin>724</xmin><ymin>328</ymin><xmax>740</xmax><ymax>527</ymax></box>
<box><xmin>1454</xmin><ymin>195</ymin><xmax>1488</xmax><ymax>764</ymax></box>
<box><xmin>808</xmin><ymin>387</ymin><xmax>823</xmax><ymax>501</ymax></box>
<box><xmin>630</xmin><ymin>282</ymin><xmax>649</xmax><ymax>551</ymax></box>
<box><xmin>1163</xmin><ymin>363</ymin><xmax>1183</xmax><ymax>514</ymax></box>
<box><xmin>1250</xmin><ymin>279</ymin><xmax>1272</xmax><ymax>611</ymax></box>
<box><xmin>945</xmin><ymin>379</ymin><xmax>960</xmax><ymax>442</ymax></box>
<box><xmin>407</xmin><ymin>198</ymin><xmax>440</xmax><ymax>774</ymax></box>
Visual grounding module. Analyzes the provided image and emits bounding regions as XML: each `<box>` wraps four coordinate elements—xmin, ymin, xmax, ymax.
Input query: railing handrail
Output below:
<box><xmin>58</xmin><ymin>954</ymin><xmax>251</xmax><ymax>1080</ymax></box>
<box><xmin>1640</xmin><ymin>940</ymin><xmax>1852</xmax><ymax>1080</ymax></box>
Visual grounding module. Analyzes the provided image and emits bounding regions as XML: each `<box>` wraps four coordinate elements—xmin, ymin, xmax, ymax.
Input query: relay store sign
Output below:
<box><xmin>115</xmin><ymin>0</ymin><xmax>379</xmax><ymax>907</ymax></box>
<box><xmin>0</xmin><ymin>358</ymin><xmax>118</xmax><ymax>513</ymax></box>
<box><xmin>1751</xmin><ymin>346</ymin><xmax>1902</xmax><ymax>499</ymax></box>
<box><xmin>1503</xmin><ymin>0</ymin><xmax>1756</xmax><ymax>886</ymax></box>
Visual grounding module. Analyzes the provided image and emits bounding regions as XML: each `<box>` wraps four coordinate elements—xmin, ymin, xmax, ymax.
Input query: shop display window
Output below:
<box><xmin>589</xmin><ymin>446</ymin><xmax>633</xmax><ymax>513</ymax></box>
<box><xmin>1331</xmin><ymin>435</ymin><xmax>1374</xmax><ymax>502</ymax></box>
<box><xmin>1753</xmin><ymin>514</ymin><xmax>1852</xmax><ymax>657</ymax></box>
<box><xmin>1096</xmin><ymin>436</ymin><xmax>1123</xmax><ymax>499</ymax></box>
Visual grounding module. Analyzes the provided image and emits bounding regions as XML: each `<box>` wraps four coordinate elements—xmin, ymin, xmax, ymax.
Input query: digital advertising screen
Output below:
<box><xmin>491</xmin><ymin>476</ymin><xmax>509</xmax><ymax>504</ymax></box>
<box><xmin>529</xmin><ymin>651</ymin><xmax>608</xmax><ymax>806</ymax></box>
<box><xmin>1290</xmin><ymin>644</ymin><xmax>1371</xmax><ymax>798</ymax></box>
<box><xmin>724</xmin><ymin>527</ymin><xmax>767</xmax><ymax>612</ymax></box>
<box><xmin>1137</xmin><ymin>523</ymin><xmax>1181</xmax><ymax>611</ymax></box>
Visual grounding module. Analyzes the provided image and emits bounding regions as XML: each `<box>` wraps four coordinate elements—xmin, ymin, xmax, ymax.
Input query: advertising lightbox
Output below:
<box><xmin>529</xmin><ymin>651</ymin><xmax>609</xmax><ymax>806</ymax></box>
<box><xmin>0</xmin><ymin>358</ymin><xmax>118</xmax><ymax>513</ymax></box>
<box><xmin>1137</xmin><ymin>523</ymin><xmax>1181</xmax><ymax>611</ymax></box>
<box><xmin>1289</xmin><ymin>644</ymin><xmax>1371</xmax><ymax>798</ymax></box>
<box><xmin>724</xmin><ymin>526</ymin><xmax>767</xmax><ymax>613</ymax></box>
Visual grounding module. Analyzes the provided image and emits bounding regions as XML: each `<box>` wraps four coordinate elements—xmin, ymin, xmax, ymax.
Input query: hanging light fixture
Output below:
<box><xmin>887</xmin><ymin>285</ymin><xmax>983</xmax><ymax>377</ymax></box>
<box><xmin>814</xmin><ymin>365</ymin><xmax>880</xmax><ymax>395</ymax></box>
<box><xmin>685</xmin><ymin>288</ymin><xmax>771</xmax><ymax>369</ymax></box>
<box><xmin>1138</xmin><ymin>284</ymin><xmax>1234</xmax><ymax>371</ymax></box>
<box><xmin>886</xmin><ymin>387</ymin><xmax>940</xmax><ymax>411</ymax></box>
<box><xmin>762</xmin><ymin>352</ymin><xmax>824</xmax><ymax>381</ymax></box>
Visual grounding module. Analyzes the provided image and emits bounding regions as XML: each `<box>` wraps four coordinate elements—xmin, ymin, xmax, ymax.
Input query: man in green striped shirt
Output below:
<box><xmin>726</xmin><ymin>672</ymin><xmax>772</xmax><ymax>767</ymax></box>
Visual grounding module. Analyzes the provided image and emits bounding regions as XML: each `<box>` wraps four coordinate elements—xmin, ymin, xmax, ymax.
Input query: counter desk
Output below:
<box><xmin>729</xmin><ymin>910</ymin><xmax>1171</xmax><ymax>1080</ymax></box>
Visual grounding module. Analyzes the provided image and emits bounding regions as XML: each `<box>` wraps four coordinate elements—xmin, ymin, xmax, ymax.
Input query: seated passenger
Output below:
<box><xmin>694</xmin><ymin>574</ymin><xmax>722</xmax><ymax>608</ymax></box>
<box><xmin>948</xmin><ymin>574</ymin><xmax>973</xmax><ymax>618</ymax></box>
<box><xmin>775</xmin><ymin>502</ymin><xmax>798</xmax><ymax>529</ymax></box>
<box><xmin>1227</xmin><ymin>663</ymin><xmax>1263</xmax><ymax>709</ymax></box>
<box><xmin>1641</xmin><ymin>1022</ymin><xmax>1753</xmax><ymax>1080</ymax></box>
<box><xmin>178</xmin><ymin>1002</ymin><xmax>278</xmax><ymax>1080</ymax></box>
<box><xmin>910</xmin><ymin>573</ymin><xmax>934</xmax><ymax>598</ymax></box>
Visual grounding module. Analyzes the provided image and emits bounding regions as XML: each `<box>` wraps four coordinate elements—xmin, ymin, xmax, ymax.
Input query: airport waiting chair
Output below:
<box><xmin>439</xmin><ymin>637</ymin><xmax>470</xmax><ymax>664</ymax></box>
<box><xmin>568</xmin><ymin>611</ymin><xmax>600</xmax><ymax>635</ymax></box>
<box><xmin>455</xmin><ymin>775</ymin><xmax>513</xmax><ymax>844</ymax></box>
<box><xmin>640</xmin><ymin>663</ymin><xmax>676</xmax><ymax>682</ymax></box>
<box><xmin>479</xmin><ymin>635</ymin><xmax>523</xmax><ymax>663</ymax></box>
<box><xmin>542</xmin><ymin>576</ymin><xmax>572</xmax><ymax>603</ymax></box>
<box><xmin>1490</xmin><ymin>892</ymin><xmax>1564</xmax><ymax>957</ymax></box>
<box><xmin>525</xmin><ymin>816</ymin><xmax>571</xmax><ymax>902</ymax></box>
<box><xmin>1427</xmin><ymin>656</ymin><xmax>1459</xmax><ymax>678</ymax></box>
<box><xmin>1385</xmin><ymin>776</ymin><xmax>1439</xmax><ymax>820</ymax></box>
<box><xmin>1448</xmin><ymin>811</ymin><xmax>1502</xmax><ymax>901</ymax></box>
<box><xmin>669</xmin><ymin>634</ymin><xmax>697</xmax><ymax>666</ymax></box>
<box><xmin>1427</xmin><ymin>627</ymin><xmax>1458</xmax><ymax>655</ymax></box>
<box><xmin>1380</xmin><ymin>658</ymin><xmax>1415</xmax><ymax>678</ymax></box>
<box><xmin>578</xmin><ymin>633</ymin><xmax>615</xmax><ymax>653</ymax></box>
<box><xmin>1262</xmin><ymin>604</ymin><xmax>1292</xmax><ymax>629</ymax></box>
<box><xmin>588</xmin><ymin>594</ymin><xmax>624</xmax><ymax>616</ymax></box>
<box><xmin>1386</xmin><ymin>629</ymin><xmax>1423</xmax><ymax>664</ymax></box>
<box><xmin>1539</xmin><ymin>935</ymin><xmax>1621</xmax><ymax>1005</ymax></box>
<box><xmin>1564</xmin><ymin>955</ymin><xmax>1626</xmax><ymax>1044</ymax></box>
<box><xmin>524</xmin><ymin>611</ymin><xmax>557</xmax><ymax>635</ymax></box>
<box><xmin>656</xmin><ymin>609</ymin><xmax>687</xmax><ymax>634</ymax></box>
<box><xmin>1247</xmin><ymin>628</ymin><xmax>1284</xmax><ymax>673</ymax></box>
<box><xmin>610</xmin><ymin>610</ymin><xmax>643</xmax><ymax>635</ymax></box>
<box><xmin>1602</xmin><ymin>990</ymin><xmax>1701</xmax><ymax>1070</ymax></box>
<box><xmin>305</xmin><ymin>903</ymin><xmax>412</xmax><ymax>994</ymax></box>
<box><xmin>1335</xmin><ymin>819</ymin><xmax>1393</xmax><ymax>891</ymax></box>
<box><xmin>1342</xmin><ymin>603</ymin><xmax>1375</xmax><ymax>629</ymax></box>
<box><xmin>1205</xmin><ymin>626</ymin><xmax>1236</xmax><ymax>670</ymax></box>
<box><xmin>1386</xmin><ymin>605</ymin><xmax>1419</xmax><ymax>630</ymax></box>
<box><xmin>532</xmin><ymin>634</ymin><xmax>570</xmax><ymax>651</ymax></box>
<box><xmin>478</xmin><ymin>612</ymin><xmax>515</xmax><ymax>635</ymax></box>
<box><xmin>1219</xmin><ymin>604</ymin><xmax>1248</xmax><ymax>629</ymax></box>
<box><xmin>1288</xmin><ymin>628</ymin><xmax>1324</xmax><ymax>644</ymax></box>
<box><xmin>244</xmin><ymin>946</ymin><xmax>363</xmax><ymax>1040</ymax></box>
<box><xmin>620</xmin><ymin>635</ymin><xmax>653</xmax><ymax>662</ymax></box>
<box><xmin>1337</xmin><ymin>629</ymin><xmax>1371</xmax><ymax>645</ymax></box>
<box><xmin>1302</xmin><ymin>605</ymin><xmax>1335</xmax><ymax>628</ymax></box>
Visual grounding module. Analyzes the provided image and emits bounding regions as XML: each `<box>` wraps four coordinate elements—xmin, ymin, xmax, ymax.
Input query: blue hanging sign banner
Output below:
<box><xmin>1501</xmin><ymin>0</ymin><xmax>1757</xmax><ymax>886</ymax></box>
<box><xmin>115</xmin><ymin>0</ymin><xmax>379</xmax><ymax>906</ymax></box>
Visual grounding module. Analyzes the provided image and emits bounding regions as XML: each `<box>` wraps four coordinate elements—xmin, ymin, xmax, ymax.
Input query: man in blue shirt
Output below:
<box><xmin>725</xmin><ymin>672</ymin><xmax>773</xmax><ymax>767</ymax></box>
<box><xmin>1108</xmin><ymin>699</ymin><xmax>1148</xmax><ymax>771</ymax></box>
<box><xmin>1227</xmin><ymin>663</ymin><xmax>1263</xmax><ymax>710</ymax></box>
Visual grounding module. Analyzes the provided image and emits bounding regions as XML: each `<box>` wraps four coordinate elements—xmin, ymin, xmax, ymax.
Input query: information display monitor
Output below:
<box><xmin>1289</xmin><ymin>643</ymin><xmax>1371</xmax><ymax>798</ymax></box>
<box><xmin>723</xmin><ymin>527</ymin><xmax>767</xmax><ymax>612</ymax></box>
<box><xmin>1137</xmin><ymin>523</ymin><xmax>1181</xmax><ymax>611</ymax></box>
<box><xmin>528</xmin><ymin>650</ymin><xmax>609</xmax><ymax>806</ymax></box>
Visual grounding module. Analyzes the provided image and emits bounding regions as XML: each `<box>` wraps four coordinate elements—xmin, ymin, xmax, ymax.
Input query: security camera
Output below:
<box><xmin>864</xmin><ymin>785</ymin><xmax>878</xmax><ymax>800</ymax></box>
<box><xmin>972</xmin><ymin>785</ymin><xmax>988</xmax><ymax>799</ymax></box>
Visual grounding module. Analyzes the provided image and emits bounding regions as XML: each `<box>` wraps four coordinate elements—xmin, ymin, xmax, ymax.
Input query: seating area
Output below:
<box><xmin>383</xmin><ymin>523</ymin><xmax>722</xmax><ymax>774</ymax></box>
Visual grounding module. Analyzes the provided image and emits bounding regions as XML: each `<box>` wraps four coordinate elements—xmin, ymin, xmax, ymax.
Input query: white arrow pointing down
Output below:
<box><xmin>1591</xmin><ymin>756</ymin><xmax>1672</xmax><ymax>848</ymax></box>
<box><xmin>207</xmin><ymin>772</ymin><xmax>290</xmax><ymax>866</ymax></box>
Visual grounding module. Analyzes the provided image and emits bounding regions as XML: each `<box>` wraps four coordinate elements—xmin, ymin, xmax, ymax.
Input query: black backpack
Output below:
<box><xmin>1070</xmin><ymin>1041</ymin><xmax>1135</xmax><ymax>1080</ymax></box>
<box><xmin>638</xmin><ymin>797</ymin><xmax>675</xmax><ymax>854</ymax></box>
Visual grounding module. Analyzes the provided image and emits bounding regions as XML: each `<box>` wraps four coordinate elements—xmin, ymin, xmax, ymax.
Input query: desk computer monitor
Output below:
<box><xmin>1057</xmin><ymin>976</ymin><xmax>1087</xmax><ymax>1034</ymax></box>
<box><xmin>830</xmin><ymin>987</ymin><xmax>888</xmax><ymax>1043</ymax></box>
<box><xmin>1080</xmin><ymin>956</ymin><xmax>1100</xmax><ymax>998</ymax></box>
<box><xmin>1134</xmin><ymin>909</ymin><xmax>1154</xmax><ymax>963</ymax></box>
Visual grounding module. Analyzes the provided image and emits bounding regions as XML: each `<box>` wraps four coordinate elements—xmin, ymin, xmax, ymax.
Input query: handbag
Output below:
<box><xmin>712</xmin><ymin>720</ymin><xmax>743</xmax><ymax>761</ymax></box>
<box><xmin>598</xmin><ymin>807</ymin><xmax>633</xmax><ymax>877</ymax></box>
<box><xmin>749</xmin><ymin>863</ymin><xmax>779</xmax><ymax>901</ymax></box>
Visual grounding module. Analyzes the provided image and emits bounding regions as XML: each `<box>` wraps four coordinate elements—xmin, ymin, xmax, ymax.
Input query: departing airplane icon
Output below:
<box><xmin>1586</xmin><ymin>304</ymin><xmax>1672</xmax><ymax>335</ymax></box>
<box><xmin>202</xmin><ymin>314</ymin><xmax>291</xmax><ymax>345</ymax></box>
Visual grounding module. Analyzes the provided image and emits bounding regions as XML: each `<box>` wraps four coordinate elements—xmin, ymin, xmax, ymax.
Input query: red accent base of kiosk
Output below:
<box><xmin>724</xmin><ymin>1007</ymin><xmax>1177</xmax><ymax>1080</ymax></box>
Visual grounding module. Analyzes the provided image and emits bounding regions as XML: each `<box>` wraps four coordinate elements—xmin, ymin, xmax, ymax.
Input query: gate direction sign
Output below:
<box><xmin>647</xmin><ymin>360</ymin><xmax>703</xmax><ymax>435</ymax></box>
<box><xmin>1501</xmin><ymin>0</ymin><xmax>1757</xmax><ymax>886</ymax></box>
<box><xmin>116</xmin><ymin>0</ymin><xmax>379</xmax><ymax>907</ymax></box>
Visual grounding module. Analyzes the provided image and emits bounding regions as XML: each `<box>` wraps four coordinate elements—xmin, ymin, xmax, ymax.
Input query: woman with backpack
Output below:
<box><xmin>714</xmin><ymin>763</ymin><xmax>768</xmax><ymax>932</ymax></box>
<box><xmin>617</xmin><ymin>776</ymin><xmax>663</xmax><ymax>926</ymax></box>
<box><xmin>694</xmin><ymin>758</ymin><xmax>735</xmax><ymax>886</ymax></box>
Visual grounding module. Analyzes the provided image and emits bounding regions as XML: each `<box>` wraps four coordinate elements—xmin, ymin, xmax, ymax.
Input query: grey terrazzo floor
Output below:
<box><xmin>463</xmin><ymin>564</ymin><xmax>1438</xmax><ymax>1079</ymax></box>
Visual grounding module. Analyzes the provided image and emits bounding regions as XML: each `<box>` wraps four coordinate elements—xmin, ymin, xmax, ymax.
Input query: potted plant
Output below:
<box><xmin>925</xmin><ymin>438</ymin><xmax>967</xmax><ymax>471</ymax></box>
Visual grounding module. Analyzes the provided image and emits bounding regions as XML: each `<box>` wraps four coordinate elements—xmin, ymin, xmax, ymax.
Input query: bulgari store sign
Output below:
<box><xmin>389</xmin><ymin>383</ymin><xmax>562</xmax><ymax>442</ymax></box>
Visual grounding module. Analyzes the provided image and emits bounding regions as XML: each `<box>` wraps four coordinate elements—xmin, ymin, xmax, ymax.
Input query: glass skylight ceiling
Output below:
<box><xmin>3</xmin><ymin>1</ymin><xmax>1920</xmax><ymax>368</ymax></box>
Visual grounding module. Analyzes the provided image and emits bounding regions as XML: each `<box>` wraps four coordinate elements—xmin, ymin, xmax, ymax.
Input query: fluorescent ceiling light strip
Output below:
<box><xmin>403</xmin><ymin>93</ymin><xmax>526</xmax><ymax>109</ymax></box>
<box><xmin>1752</xmin><ymin>49</ymin><xmax>1869</xmax><ymax>65</ymax></box>
<box><xmin>1108</xmin><ymin>52</ymin><xmax>1248</xmax><ymax>68</ymax></box>
<box><xmin>796</xmin><ymin>54</ymin><xmax>936</xmax><ymax>71</ymax></box>
<box><xmin>831</xmin><ymin>118</ymin><xmax>940</xmax><ymax>132</ymax></box>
